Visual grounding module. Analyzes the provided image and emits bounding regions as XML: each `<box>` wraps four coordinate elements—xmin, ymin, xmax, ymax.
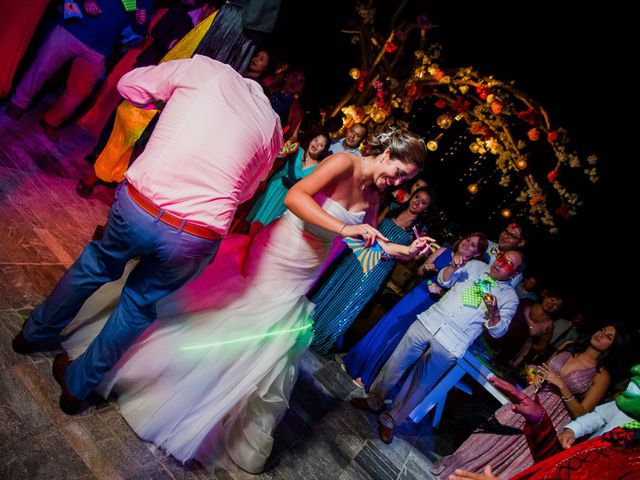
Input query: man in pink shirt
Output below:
<box><xmin>12</xmin><ymin>55</ymin><xmax>283</xmax><ymax>415</ymax></box>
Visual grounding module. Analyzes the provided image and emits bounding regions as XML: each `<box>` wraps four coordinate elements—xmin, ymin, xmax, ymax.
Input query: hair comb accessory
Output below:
<box><xmin>377</xmin><ymin>127</ymin><xmax>396</xmax><ymax>145</ymax></box>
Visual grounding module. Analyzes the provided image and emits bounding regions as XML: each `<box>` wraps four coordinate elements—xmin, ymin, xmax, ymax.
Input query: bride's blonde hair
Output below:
<box><xmin>366</xmin><ymin>129</ymin><xmax>428</xmax><ymax>168</ymax></box>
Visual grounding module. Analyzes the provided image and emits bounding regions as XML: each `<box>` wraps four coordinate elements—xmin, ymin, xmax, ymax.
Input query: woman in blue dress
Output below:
<box><xmin>309</xmin><ymin>187</ymin><xmax>433</xmax><ymax>356</ymax></box>
<box><xmin>343</xmin><ymin>232</ymin><xmax>489</xmax><ymax>390</ymax></box>
<box><xmin>246</xmin><ymin>130</ymin><xmax>331</xmax><ymax>227</ymax></box>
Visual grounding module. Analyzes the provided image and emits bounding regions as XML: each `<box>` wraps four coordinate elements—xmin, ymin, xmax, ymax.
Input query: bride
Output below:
<box><xmin>62</xmin><ymin>129</ymin><xmax>431</xmax><ymax>473</ymax></box>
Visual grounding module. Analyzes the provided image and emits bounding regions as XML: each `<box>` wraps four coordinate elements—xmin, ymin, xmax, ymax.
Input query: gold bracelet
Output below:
<box><xmin>562</xmin><ymin>394</ymin><xmax>575</xmax><ymax>403</ymax></box>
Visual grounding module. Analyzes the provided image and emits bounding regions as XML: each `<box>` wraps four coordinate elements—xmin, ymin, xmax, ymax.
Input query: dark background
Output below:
<box><xmin>269</xmin><ymin>1</ymin><xmax>636</xmax><ymax>327</ymax></box>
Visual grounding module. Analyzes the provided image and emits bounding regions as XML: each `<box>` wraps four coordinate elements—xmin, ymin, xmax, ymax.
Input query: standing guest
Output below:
<box><xmin>329</xmin><ymin>123</ymin><xmax>368</xmax><ymax>155</ymax></box>
<box><xmin>432</xmin><ymin>324</ymin><xmax>631</xmax><ymax>479</ymax></box>
<box><xmin>54</xmin><ymin>130</ymin><xmax>431</xmax><ymax>473</ymax></box>
<box><xmin>245</xmin><ymin>129</ymin><xmax>330</xmax><ymax>228</ymax></box>
<box><xmin>310</xmin><ymin>187</ymin><xmax>433</xmax><ymax>356</ymax></box>
<box><xmin>12</xmin><ymin>56</ymin><xmax>283</xmax><ymax>417</ymax></box>
<box><xmin>352</xmin><ymin>250</ymin><xmax>525</xmax><ymax>444</ymax></box>
<box><xmin>5</xmin><ymin>0</ymin><xmax>152</xmax><ymax>141</ymax></box>
<box><xmin>268</xmin><ymin>68</ymin><xmax>305</xmax><ymax>142</ymax></box>
<box><xmin>343</xmin><ymin>232</ymin><xmax>488</xmax><ymax>390</ymax></box>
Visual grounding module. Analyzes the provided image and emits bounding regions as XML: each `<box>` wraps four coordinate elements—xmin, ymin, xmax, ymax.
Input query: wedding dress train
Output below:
<box><xmin>61</xmin><ymin>195</ymin><xmax>364</xmax><ymax>472</ymax></box>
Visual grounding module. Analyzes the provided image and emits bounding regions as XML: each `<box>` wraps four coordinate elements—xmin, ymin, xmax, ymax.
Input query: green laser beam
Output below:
<box><xmin>180</xmin><ymin>324</ymin><xmax>312</xmax><ymax>351</ymax></box>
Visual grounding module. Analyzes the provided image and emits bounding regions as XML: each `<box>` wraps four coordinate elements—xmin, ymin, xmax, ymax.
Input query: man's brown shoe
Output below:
<box><xmin>52</xmin><ymin>353</ymin><xmax>83</xmax><ymax>415</ymax></box>
<box><xmin>378</xmin><ymin>423</ymin><xmax>394</xmax><ymax>444</ymax></box>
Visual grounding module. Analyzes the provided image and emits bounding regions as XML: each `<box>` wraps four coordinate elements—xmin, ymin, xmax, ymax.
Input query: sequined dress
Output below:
<box><xmin>309</xmin><ymin>217</ymin><xmax>412</xmax><ymax>356</ymax></box>
<box><xmin>431</xmin><ymin>351</ymin><xmax>597</xmax><ymax>479</ymax></box>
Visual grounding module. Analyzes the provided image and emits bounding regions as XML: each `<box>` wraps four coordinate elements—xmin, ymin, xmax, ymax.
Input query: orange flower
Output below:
<box><xmin>491</xmin><ymin>101</ymin><xmax>503</xmax><ymax>115</ymax></box>
<box><xmin>527</xmin><ymin>128</ymin><xmax>540</xmax><ymax>141</ymax></box>
<box><xmin>470</xmin><ymin>121</ymin><xmax>486</xmax><ymax>135</ymax></box>
<box><xmin>529</xmin><ymin>194</ymin><xmax>544</xmax><ymax>206</ymax></box>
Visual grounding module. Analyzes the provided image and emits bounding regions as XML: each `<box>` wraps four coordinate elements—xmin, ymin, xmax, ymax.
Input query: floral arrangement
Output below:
<box><xmin>329</xmin><ymin>1</ymin><xmax>597</xmax><ymax>233</ymax></box>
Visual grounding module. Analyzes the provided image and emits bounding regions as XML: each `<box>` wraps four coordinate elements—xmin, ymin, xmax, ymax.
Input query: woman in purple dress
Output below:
<box><xmin>342</xmin><ymin>232</ymin><xmax>488</xmax><ymax>390</ymax></box>
<box><xmin>431</xmin><ymin>324</ymin><xmax>631</xmax><ymax>479</ymax></box>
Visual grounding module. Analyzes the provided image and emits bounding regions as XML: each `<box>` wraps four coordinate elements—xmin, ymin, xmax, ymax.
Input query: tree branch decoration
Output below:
<box><xmin>329</xmin><ymin>1</ymin><xmax>598</xmax><ymax>233</ymax></box>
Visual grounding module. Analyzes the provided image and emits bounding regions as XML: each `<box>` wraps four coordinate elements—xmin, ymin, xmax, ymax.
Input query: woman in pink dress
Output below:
<box><xmin>431</xmin><ymin>324</ymin><xmax>631</xmax><ymax>479</ymax></box>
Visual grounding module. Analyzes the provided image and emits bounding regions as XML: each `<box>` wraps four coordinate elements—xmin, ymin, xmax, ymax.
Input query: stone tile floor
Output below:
<box><xmin>0</xmin><ymin>101</ymin><xmax>494</xmax><ymax>479</ymax></box>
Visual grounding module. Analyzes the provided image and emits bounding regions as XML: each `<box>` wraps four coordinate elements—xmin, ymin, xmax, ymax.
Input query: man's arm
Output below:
<box><xmin>560</xmin><ymin>400</ymin><xmax>618</xmax><ymax>447</ymax></box>
<box><xmin>484</xmin><ymin>291</ymin><xmax>518</xmax><ymax>338</ymax></box>
<box><xmin>437</xmin><ymin>253</ymin><xmax>469</xmax><ymax>287</ymax></box>
<box><xmin>117</xmin><ymin>57</ymin><xmax>196</xmax><ymax>109</ymax></box>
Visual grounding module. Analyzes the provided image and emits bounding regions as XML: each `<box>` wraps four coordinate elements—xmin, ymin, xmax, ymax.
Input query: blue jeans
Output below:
<box><xmin>24</xmin><ymin>184</ymin><xmax>220</xmax><ymax>399</ymax></box>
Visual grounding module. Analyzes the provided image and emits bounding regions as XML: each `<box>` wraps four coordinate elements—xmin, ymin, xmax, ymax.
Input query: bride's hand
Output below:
<box><xmin>341</xmin><ymin>223</ymin><xmax>387</xmax><ymax>247</ymax></box>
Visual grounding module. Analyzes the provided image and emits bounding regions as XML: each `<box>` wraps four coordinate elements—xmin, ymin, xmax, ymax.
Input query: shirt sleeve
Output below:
<box><xmin>238</xmin><ymin>121</ymin><xmax>284</xmax><ymax>203</ymax></box>
<box><xmin>437</xmin><ymin>263</ymin><xmax>460</xmax><ymax>288</ymax></box>
<box><xmin>484</xmin><ymin>289</ymin><xmax>519</xmax><ymax>338</ymax></box>
<box><xmin>563</xmin><ymin>401</ymin><xmax>616</xmax><ymax>439</ymax></box>
<box><xmin>117</xmin><ymin>57</ymin><xmax>194</xmax><ymax>109</ymax></box>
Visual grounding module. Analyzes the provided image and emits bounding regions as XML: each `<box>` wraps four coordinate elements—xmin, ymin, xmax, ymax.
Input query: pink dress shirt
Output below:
<box><xmin>120</xmin><ymin>55</ymin><xmax>283</xmax><ymax>234</ymax></box>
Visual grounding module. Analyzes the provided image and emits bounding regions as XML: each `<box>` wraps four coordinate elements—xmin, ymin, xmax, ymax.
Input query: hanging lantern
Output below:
<box><xmin>469</xmin><ymin>142</ymin><xmax>480</xmax><ymax>154</ymax></box>
<box><xmin>501</xmin><ymin>208</ymin><xmax>512</xmax><ymax>218</ymax></box>
<box><xmin>349</xmin><ymin>68</ymin><xmax>361</xmax><ymax>80</ymax></box>
<box><xmin>436</xmin><ymin>114</ymin><xmax>452</xmax><ymax>129</ymax></box>
<box><xmin>427</xmin><ymin>133</ymin><xmax>443</xmax><ymax>151</ymax></box>
<box><xmin>467</xmin><ymin>183</ymin><xmax>479</xmax><ymax>194</ymax></box>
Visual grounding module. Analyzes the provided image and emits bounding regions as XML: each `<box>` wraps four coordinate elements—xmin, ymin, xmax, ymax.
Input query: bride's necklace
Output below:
<box><xmin>360</xmin><ymin>157</ymin><xmax>371</xmax><ymax>209</ymax></box>
<box><xmin>360</xmin><ymin>157</ymin><xmax>368</xmax><ymax>191</ymax></box>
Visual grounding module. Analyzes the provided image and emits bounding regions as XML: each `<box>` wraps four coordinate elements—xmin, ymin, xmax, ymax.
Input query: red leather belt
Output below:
<box><xmin>126</xmin><ymin>184</ymin><xmax>222</xmax><ymax>240</ymax></box>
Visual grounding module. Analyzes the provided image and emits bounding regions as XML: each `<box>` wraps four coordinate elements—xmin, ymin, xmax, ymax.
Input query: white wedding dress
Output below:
<box><xmin>61</xmin><ymin>194</ymin><xmax>364</xmax><ymax>473</ymax></box>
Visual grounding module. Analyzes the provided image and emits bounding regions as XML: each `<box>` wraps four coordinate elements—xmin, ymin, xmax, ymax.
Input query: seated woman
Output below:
<box><xmin>342</xmin><ymin>232</ymin><xmax>488</xmax><ymax>390</ymax></box>
<box><xmin>309</xmin><ymin>187</ymin><xmax>433</xmax><ymax>356</ymax></box>
<box><xmin>431</xmin><ymin>324</ymin><xmax>631</xmax><ymax>479</ymax></box>
<box><xmin>244</xmin><ymin>129</ymin><xmax>331</xmax><ymax>228</ymax></box>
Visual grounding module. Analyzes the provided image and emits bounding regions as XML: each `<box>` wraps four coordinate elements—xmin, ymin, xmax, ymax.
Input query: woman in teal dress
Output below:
<box><xmin>309</xmin><ymin>188</ymin><xmax>433</xmax><ymax>356</ymax></box>
<box><xmin>246</xmin><ymin>130</ymin><xmax>331</xmax><ymax>226</ymax></box>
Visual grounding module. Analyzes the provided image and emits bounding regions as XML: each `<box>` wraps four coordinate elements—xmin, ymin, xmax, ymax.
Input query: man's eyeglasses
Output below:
<box><xmin>502</xmin><ymin>229</ymin><xmax>522</xmax><ymax>241</ymax></box>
